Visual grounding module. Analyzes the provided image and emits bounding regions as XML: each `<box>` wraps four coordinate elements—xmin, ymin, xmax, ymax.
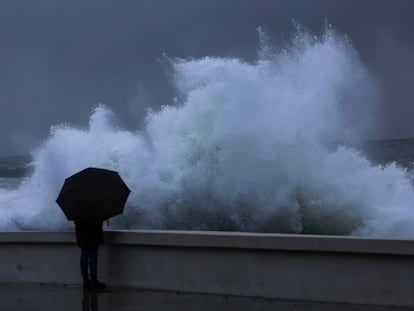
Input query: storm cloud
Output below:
<box><xmin>1</xmin><ymin>0</ymin><xmax>414</xmax><ymax>155</ymax></box>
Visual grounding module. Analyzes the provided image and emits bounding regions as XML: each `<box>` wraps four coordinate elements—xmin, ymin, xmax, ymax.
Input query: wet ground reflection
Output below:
<box><xmin>0</xmin><ymin>285</ymin><xmax>409</xmax><ymax>311</ymax></box>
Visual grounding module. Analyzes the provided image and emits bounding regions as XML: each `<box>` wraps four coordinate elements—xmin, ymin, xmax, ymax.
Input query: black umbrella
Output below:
<box><xmin>56</xmin><ymin>167</ymin><xmax>131</xmax><ymax>222</ymax></box>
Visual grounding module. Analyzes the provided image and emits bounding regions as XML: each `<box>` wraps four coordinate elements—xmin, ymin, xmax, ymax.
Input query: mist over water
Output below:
<box><xmin>2</xmin><ymin>27</ymin><xmax>414</xmax><ymax>237</ymax></box>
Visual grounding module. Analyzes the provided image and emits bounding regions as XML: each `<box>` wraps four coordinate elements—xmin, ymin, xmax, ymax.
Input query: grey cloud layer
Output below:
<box><xmin>1</xmin><ymin>0</ymin><xmax>414</xmax><ymax>154</ymax></box>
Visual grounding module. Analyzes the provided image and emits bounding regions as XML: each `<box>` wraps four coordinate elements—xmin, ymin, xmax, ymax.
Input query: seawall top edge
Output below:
<box><xmin>0</xmin><ymin>230</ymin><xmax>413</xmax><ymax>255</ymax></box>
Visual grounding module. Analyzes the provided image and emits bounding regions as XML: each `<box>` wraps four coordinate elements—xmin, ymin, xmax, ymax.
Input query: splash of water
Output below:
<box><xmin>2</xmin><ymin>27</ymin><xmax>414</xmax><ymax>237</ymax></box>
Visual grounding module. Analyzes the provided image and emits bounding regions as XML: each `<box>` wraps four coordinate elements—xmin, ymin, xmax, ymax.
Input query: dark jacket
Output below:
<box><xmin>75</xmin><ymin>221</ymin><xmax>104</xmax><ymax>248</ymax></box>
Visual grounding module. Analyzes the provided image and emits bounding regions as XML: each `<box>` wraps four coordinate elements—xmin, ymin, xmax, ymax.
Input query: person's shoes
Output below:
<box><xmin>83</xmin><ymin>279</ymin><xmax>91</xmax><ymax>289</ymax></box>
<box><xmin>82</xmin><ymin>274</ymin><xmax>90</xmax><ymax>289</ymax></box>
<box><xmin>90</xmin><ymin>279</ymin><xmax>106</xmax><ymax>289</ymax></box>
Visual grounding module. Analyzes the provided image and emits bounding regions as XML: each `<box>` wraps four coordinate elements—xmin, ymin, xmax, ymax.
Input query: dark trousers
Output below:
<box><xmin>80</xmin><ymin>246</ymin><xmax>99</xmax><ymax>279</ymax></box>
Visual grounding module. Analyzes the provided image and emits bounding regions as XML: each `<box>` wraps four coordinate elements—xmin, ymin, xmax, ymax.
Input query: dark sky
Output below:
<box><xmin>1</xmin><ymin>0</ymin><xmax>414</xmax><ymax>155</ymax></box>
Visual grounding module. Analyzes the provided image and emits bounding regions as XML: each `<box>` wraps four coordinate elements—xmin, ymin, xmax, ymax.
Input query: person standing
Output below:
<box><xmin>56</xmin><ymin>168</ymin><xmax>130</xmax><ymax>289</ymax></box>
<box><xmin>75</xmin><ymin>219</ymin><xmax>107</xmax><ymax>289</ymax></box>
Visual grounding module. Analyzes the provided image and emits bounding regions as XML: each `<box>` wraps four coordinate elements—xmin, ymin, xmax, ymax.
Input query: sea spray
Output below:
<box><xmin>2</xmin><ymin>27</ymin><xmax>414</xmax><ymax>236</ymax></box>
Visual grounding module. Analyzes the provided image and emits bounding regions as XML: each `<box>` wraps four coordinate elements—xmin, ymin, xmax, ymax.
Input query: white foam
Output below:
<box><xmin>1</xmin><ymin>27</ymin><xmax>414</xmax><ymax>237</ymax></box>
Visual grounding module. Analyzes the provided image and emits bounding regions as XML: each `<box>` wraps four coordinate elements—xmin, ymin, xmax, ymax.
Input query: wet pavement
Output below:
<box><xmin>0</xmin><ymin>285</ymin><xmax>410</xmax><ymax>311</ymax></box>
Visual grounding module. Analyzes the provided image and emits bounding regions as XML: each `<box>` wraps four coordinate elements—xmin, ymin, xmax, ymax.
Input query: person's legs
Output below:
<box><xmin>88</xmin><ymin>247</ymin><xmax>98</xmax><ymax>280</ymax></box>
<box><xmin>80</xmin><ymin>247</ymin><xmax>91</xmax><ymax>288</ymax></box>
<box><xmin>88</xmin><ymin>246</ymin><xmax>106</xmax><ymax>289</ymax></box>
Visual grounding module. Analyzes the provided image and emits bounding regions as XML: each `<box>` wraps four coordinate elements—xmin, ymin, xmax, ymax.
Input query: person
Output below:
<box><xmin>75</xmin><ymin>217</ymin><xmax>107</xmax><ymax>289</ymax></box>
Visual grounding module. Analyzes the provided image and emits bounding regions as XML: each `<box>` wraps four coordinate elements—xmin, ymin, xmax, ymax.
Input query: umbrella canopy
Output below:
<box><xmin>56</xmin><ymin>167</ymin><xmax>131</xmax><ymax>222</ymax></box>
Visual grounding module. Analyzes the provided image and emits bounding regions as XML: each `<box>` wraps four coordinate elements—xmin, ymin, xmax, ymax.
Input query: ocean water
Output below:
<box><xmin>0</xmin><ymin>155</ymin><xmax>32</xmax><ymax>190</ymax></box>
<box><xmin>2</xmin><ymin>27</ymin><xmax>414</xmax><ymax>236</ymax></box>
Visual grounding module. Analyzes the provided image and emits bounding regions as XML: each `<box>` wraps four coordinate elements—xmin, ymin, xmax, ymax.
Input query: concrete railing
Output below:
<box><xmin>0</xmin><ymin>230</ymin><xmax>414</xmax><ymax>307</ymax></box>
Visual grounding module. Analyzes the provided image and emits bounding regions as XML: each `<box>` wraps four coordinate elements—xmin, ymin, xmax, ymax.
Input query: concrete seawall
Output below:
<box><xmin>1</xmin><ymin>230</ymin><xmax>414</xmax><ymax>307</ymax></box>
